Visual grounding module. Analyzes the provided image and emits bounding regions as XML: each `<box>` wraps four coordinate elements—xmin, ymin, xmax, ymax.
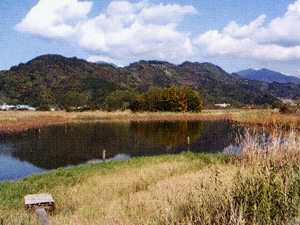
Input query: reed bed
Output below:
<box><xmin>2</xmin><ymin>109</ymin><xmax>300</xmax><ymax>133</ymax></box>
<box><xmin>232</xmin><ymin>109</ymin><xmax>300</xmax><ymax>129</ymax></box>
<box><xmin>0</xmin><ymin>110</ymin><xmax>134</xmax><ymax>133</ymax></box>
<box><xmin>232</xmin><ymin>128</ymin><xmax>300</xmax><ymax>224</ymax></box>
<box><xmin>0</xmin><ymin>110</ymin><xmax>235</xmax><ymax>133</ymax></box>
<box><xmin>239</xmin><ymin>128</ymin><xmax>300</xmax><ymax>167</ymax></box>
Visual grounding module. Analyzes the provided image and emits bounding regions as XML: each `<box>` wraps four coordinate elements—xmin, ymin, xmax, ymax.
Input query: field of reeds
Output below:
<box><xmin>1</xmin><ymin>108</ymin><xmax>300</xmax><ymax>133</ymax></box>
<box><xmin>2</xmin><ymin>109</ymin><xmax>300</xmax><ymax>224</ymax></box>
<box><xmin>231</xmin><ymin>109</ymin><xmax>300</xmax><ymax>129</ymax></box>
<box><xmin>0</xmin><ymin>109</ymin><xmax>240</xmax><ymax>133</ymax></box>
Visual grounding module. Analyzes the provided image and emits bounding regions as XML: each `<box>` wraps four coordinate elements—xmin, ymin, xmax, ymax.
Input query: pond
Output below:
<box><xmin>0</xmin><ymin>120</ymin><xmax>242</xmax><ymax>181</ymax></box>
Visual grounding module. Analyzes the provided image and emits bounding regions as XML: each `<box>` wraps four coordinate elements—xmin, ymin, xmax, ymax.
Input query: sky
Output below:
<box><xmin>1</xmin><ymin>0</ymin><xmax>300</xmax><ymax>77</ymax></box>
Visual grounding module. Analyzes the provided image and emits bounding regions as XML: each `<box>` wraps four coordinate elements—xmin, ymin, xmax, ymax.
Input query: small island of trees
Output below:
<box><xmin>105</xmin><ymin>85</ymin><xmax>203</xmax><ymax>112</ymax></box>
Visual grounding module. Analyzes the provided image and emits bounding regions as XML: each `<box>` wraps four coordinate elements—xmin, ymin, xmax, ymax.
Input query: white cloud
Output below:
<box><xmin>223</xmin><ymin>15</ymin><xmax>266</xmax><ymax>39</ymax></box>
<box><xmin>87</xmin><ymin>55</ymin><xmax>123</xmax><ymax>67</ymax></box>
<box><xmin>106</xmin><ymin>0</ymin><xmax>148</xmax><ymax>17</ymax></box>
<box><xmin>16</xmin><ymin>0</ymin><xmax>196</xmax><ymax>63</ymax></box>
<box><xmin>139</xmin><ymin>3</ymin><xmax>197</xmax><ymax>24</ymax></box>
<box><xmin>194</xmin><ymin>0</ymin><xmax>300</xmax><ymax>61</ymax></box>
<box><xmin>76</xmin><ymin>1</ymin><xmax>197</xmax><ymax>61</ymax></box>
<box><xmin>16</xmin><ymin>0</ymin><xmax>93</xmax><ymax>38</ymax></box>
<box><xmin>77</xmin><ymin>20</ymin><xmax>196</xmax><ymax>60</ymax></box>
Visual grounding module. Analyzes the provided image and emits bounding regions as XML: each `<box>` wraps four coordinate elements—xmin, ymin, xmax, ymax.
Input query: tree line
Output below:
<box><xmin>104</xmin><ymin>86</ymin><xmax>203</xmax><ymax>112</ymax></box>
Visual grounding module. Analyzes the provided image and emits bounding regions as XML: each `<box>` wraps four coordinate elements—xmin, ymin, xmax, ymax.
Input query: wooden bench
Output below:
<box><xmin>24</xmin><ymin>194</ymin><xmax>55</xmax><ymax>212</ymax></box>
<box><xmin>25</xmin><ymin>194</ymin><xmax>54</xmax><ymax>225</ymax></box>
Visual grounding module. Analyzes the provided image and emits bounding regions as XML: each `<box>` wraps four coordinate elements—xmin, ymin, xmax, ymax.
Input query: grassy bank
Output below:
<box><xmin>1</xmin><ymin>153</ymin><xmax>234</xmax><ymax>224</ymax></box>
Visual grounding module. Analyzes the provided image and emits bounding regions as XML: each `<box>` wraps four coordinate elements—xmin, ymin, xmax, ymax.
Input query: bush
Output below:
<box><xmin>104</xmin><ymin>90</ymin><xmax>138</xmax><ymax>111</ymax></box>
<box><xmin>37</xmin><ymin>105</ymin><xmax>52</xmax><ymax>111</ymax></box>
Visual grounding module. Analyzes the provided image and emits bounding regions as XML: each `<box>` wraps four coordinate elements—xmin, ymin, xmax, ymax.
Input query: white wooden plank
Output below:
<box><xmin>24</xmin><ymin>194</ymin><xmax>54</xmax><ymax>205</ymax></box>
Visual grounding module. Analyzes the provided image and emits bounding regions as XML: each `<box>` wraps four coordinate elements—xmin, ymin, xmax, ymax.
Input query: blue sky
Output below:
<box><xmin>1</xmin><ymin>0</ymin><xmax>300</xmax><ymax>77</ymax></box>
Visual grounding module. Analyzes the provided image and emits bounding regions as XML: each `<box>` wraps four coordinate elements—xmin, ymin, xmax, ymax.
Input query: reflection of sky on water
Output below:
<box><xmin>0</xmin><ymin>154</ymin><xmax>131</xmax><ymax>182</ymax></box>
<box><xmin>222</xmin><ymin>145</ymin><xmax>242</xmax><ymax>154</ymax></box>
<box><xmin>0</xmin><ymin>156</ymin><xmax>47</xmax><ymax>181</ymax></box>
<box><xmin>0</xmin><ymin>143</ymin><xmax>14</xmax><ymax>156</ymax></box>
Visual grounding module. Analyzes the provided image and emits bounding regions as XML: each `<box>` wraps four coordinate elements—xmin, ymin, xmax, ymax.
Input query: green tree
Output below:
<box><xmin>105</xmin><ymin>90</ymin><xmax>138</xmax><ymax>111</ymax></box>
<box><xmin>162</xmin><ymin>86</ymin><xmax>181</xmax><ymax>111</ymax></box>
<box><xmin>145</xmin><ymin>86</ymin><xmax>163</xmax><ymax>111</ymax></box>
<box><xmin>63</xmin><ymin>91</ymin><xmax>91</xmax><ymax>110</ymax></box>
<box><xmin>184</xmin><ymin>87</ymin><xmax>203</xmax><ymax>112</ymax></box>
<box><xmin>38</xmin><ymin>85</ymin><xmax>56</xmax><ymax>106</ymax></box>
<box><xmin>131</xmin><ymin>86</ymin><xmax>203</xmax><ymax>112</ymax></box>
<box><xmin>272</xmin><ymin>100</ymin><xmax>284</xmax><ymax>109</ymax></box>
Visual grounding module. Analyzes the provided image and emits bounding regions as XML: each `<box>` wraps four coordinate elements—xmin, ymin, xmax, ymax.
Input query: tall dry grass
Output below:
<box><xmin>239</xmin><ymin>128</ymin><xmax>300</xmax><ymax>167</ymax></box>
<box><xmin>2</xmin><ymin>109</ymin><xmax>300</xmax><ymax>133</ymax></box>
<box><xmin>232</xmin><ymin>109</ymin><xmax>300</xmax><ymax>129</ymax></box>
<box><xmin>0</xmin><ymin>110</ymin><xmax>234</xmax><ymax>133</ymax></box>
<box><xmin>0</xmin><ymin>110</ymin><xmax>135</xmax><ymax>133</ymax></box>
<box><xmin>51</xmin><ymin>163</ymin><xmax>239</xmax><ymax>224</ymax></box>
<box><xmin>231</xmin><ymin>128</ymin><xmax>300</xmax><ymax>224</ymax></box>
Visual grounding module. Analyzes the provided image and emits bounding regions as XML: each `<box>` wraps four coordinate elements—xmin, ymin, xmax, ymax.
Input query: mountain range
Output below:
<box><xmin>0</xmin><ymin>54</ymin><xmax>300</xmax><ymax>109</ymax></box>
<box><xmin>236</xmin><ymin>68</ymin><xmax>300</xmax><ymax>84</ymax></box>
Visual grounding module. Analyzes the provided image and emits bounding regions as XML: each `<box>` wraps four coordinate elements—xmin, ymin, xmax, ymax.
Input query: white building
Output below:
<box><xmin>1</xmin><ymin>103</ymin><xmax>15</xmax><ymax>110</ymax></box>
<box><xmin>215</xmin><ymin>103</ymin><xmax>230</xmax><ymax>108</ymax></box>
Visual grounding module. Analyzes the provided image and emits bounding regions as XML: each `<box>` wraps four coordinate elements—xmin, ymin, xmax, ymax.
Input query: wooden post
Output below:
<box><xmin>102</xmin><ymin>149</ymin><xmax>106</xmax><ymax>162</ymax></box>
<box><xmin>35</xmin><ymin>208</ymin><xmax>50</xmax><ymax>225</ymax></box>
<box><xmin>187</xmin><ymin>136</ymin><xmax>190</xmax><ymax>152</ymax></box>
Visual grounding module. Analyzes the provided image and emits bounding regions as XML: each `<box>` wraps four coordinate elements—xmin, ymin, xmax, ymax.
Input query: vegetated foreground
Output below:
<box><xmin>2</xmin><ymin>109</ymin><xmax>300</xmax><ymax>224</ymax></box>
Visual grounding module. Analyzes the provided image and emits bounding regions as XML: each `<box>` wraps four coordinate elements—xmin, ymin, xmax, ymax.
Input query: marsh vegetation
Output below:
<box><xmin>1</xmin><ymin>109</ymin><xmax>300</xmax><ymax>224</ymax></box>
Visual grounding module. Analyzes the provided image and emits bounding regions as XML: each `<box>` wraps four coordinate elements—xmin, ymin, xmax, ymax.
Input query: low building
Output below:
<box><xmin>1</xmin><ymin>103</ymin><xmax>16</xmax><ymax>110</ymax></box>
<box><xmin>215</xmin><ymin>103</ymin><xmax>230</xmax><ymax>108</ymax></box>
<box><xmin>16</xmin><ymin>105</ymin><xmax>36</xmax><ymax>110</ymax></box>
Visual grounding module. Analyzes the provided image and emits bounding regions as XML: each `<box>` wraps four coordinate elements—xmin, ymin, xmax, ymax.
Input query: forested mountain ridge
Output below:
<box><xmin>120</xmin><ymin>60</ymin><xmax>277</xmax><ymax>106</ymax></box>
<box><xmin>0</xmin><ymin>54</ymin><xmax>298</xmax><ymax>109</ymax></box>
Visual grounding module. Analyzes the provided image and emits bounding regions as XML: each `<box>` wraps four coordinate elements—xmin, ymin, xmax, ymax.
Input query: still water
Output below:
<box><xmin>0</xmin><ymin>120</ymin><xmax>242</xmax><ymax>181</ymax></box>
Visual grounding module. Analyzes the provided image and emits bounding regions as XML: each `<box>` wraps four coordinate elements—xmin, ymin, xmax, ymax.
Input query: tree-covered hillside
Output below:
<box><xmin>0</xmin><ymin>54</ymin><xmax>294</xmax><ymax>110</ymax></box>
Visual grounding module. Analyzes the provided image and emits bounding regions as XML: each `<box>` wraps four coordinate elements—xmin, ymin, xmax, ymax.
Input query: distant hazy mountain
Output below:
<box><xmin>94</xmin><ymin>61</ymin><xmax>118</xmax><ymax>68</ymax></box>
<box><xmin>235</xmin><ymin>68</ymin><xmax>300</xmax><ymax>84</ymax></box>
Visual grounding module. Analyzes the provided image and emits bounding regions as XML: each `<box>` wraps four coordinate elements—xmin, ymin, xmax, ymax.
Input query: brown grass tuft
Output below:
<box><xmin>239</xmin><ymin>128</ymin><xmax>300</xmax><ymax>168</ymax></box>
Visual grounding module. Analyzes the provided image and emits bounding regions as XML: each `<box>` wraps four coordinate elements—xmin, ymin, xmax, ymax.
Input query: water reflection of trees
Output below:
<box><xmin>130</xmin><ymin>121</ymin><xmax>203</xmax><ymax>147</ymax></box>
<box><xmin>2</xmin><ymin>120</ymin><xmax>241</xmax><ymax>170</ymax></box>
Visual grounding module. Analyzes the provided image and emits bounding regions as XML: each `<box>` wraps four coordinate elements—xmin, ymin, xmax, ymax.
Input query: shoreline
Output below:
<box><xmin>2</xmin><ymin>108</ymin><xmax>300</xmax><ymax>134</ymax></box>
<box><xmin>0</xmin><ymin>109</ymin><xmax>241</xmax><ymax>133</ymax></box>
